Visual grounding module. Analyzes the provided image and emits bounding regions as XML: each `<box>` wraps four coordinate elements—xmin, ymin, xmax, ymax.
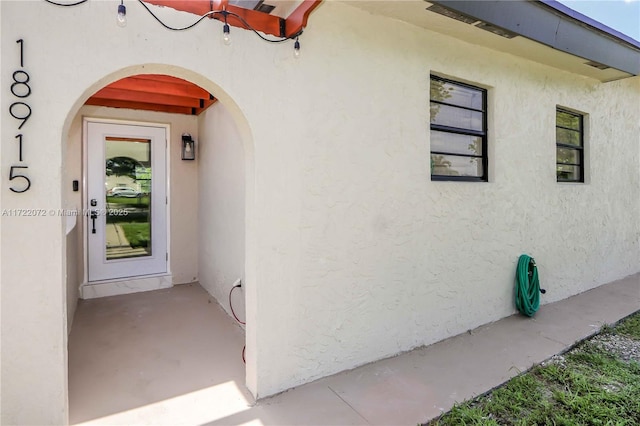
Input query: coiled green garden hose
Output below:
<box><xmin>515</xmin><ymin>254</ymin><xmax>545</xmax><ymax>317</ymax></box>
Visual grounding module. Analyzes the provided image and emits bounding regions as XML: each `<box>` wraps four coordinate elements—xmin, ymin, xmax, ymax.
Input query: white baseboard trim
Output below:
<box><xmin>80</xmin><ymin>274</ymin><xmax>173</xmax><ymax>299</ymax></box>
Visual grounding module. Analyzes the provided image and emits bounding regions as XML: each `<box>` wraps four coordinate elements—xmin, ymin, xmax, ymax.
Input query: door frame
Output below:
<box><xmin>81</xmin><ymin>117</ymin><xmax>172</xmax><ymax>296</ymax></box>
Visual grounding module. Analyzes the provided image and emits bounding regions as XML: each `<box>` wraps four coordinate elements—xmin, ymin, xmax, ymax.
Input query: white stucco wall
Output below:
<box><xmin>1</xmin><ymin>0</ymin><xmax>639</xmax><ymax>422</ymax></box>
<box><xmin>2</xmin><ymin>3</ymin><xmax>68</xmax><ymax>422</ymax></box>
<box><xmin>198</xmin><ymin>102</ymin><xmax>246</xmax><ymax>319</ymax></box>
<box><xmin>65</xmin><ymin>116</ymin><xmax>83</xmax><ymax>334</ymax></box>
<box><xmin>251</xmin><ymin>3</ymin><xmax>639</xmax><ymax>395</ymax></box>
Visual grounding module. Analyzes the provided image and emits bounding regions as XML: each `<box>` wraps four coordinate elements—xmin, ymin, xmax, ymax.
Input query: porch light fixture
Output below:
<box><xmin>117</xmin><ymin>0</ymin><xmax>127</xmax><ymax>27</ymax></box>
<box><xmin>181</xmin><ymin>134</ymin><xmax>196</xmax><ymax>160</ymax></box>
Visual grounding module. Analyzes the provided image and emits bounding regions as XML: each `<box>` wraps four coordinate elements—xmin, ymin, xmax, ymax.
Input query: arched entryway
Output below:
<box><xmin>60</xmin><ymin>65</ymin><xmax>257</xmax><ymax>424</ymax></box>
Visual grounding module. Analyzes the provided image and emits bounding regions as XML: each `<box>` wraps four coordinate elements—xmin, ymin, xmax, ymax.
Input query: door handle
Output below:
<box><xmin>90</xmin><ymin>210</ymin><xmax>98</xmax><ymax>234</ymax></box>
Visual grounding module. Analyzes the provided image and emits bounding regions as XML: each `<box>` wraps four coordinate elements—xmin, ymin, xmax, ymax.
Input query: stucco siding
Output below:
<box><xmin>0</xmin><ymin>0</ymin><xmax>638</xmax><ymax>421</ymax></box>
<box><xmin>252</xmin><ymin>2</ymin><xmax>639</xmax><ymax>395</ymax></box>
<box><xmin>198</xmin><ymin>102</ymin><xmax>246</xmax><ymax>319</ymax></box>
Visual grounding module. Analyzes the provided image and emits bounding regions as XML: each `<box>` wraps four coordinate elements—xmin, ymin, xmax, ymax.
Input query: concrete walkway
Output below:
<box><xmin>70</xmin><ymin>273</ymin><xmax>639</xmax><ymax>426</ymax></box>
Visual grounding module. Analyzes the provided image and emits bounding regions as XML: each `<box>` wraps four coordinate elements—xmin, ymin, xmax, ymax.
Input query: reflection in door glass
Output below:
<box><xmin>104</xmin><ymin>137</ymin><xmax>152</xmax><ymax>260</ymax></box>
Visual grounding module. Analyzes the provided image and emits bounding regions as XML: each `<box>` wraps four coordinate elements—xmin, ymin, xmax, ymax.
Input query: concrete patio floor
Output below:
<box><xmin>68</xmin><ymin>273</ymin><xmax>639</xmax><ymax>425</ymax></box>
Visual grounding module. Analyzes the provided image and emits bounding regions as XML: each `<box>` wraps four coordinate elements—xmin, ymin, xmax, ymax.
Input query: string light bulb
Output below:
<box><xmin>117</xmin><ymin>0</ymin><xmax>127</xmax><ymax>27</ymax></box>
<box><xmin>223</xmin><ymin>23</ymin><xmax>231</xmax><ymax>44</ymax></box>
<box><xmin>293</xmin><ymin>37</ymin><xmax>300</xmax><ymax>58</ymax></box>
<box><xmin>222</xmin><ymin>11</ymin><xmax>231</xmax><ymax>45</ymax></box>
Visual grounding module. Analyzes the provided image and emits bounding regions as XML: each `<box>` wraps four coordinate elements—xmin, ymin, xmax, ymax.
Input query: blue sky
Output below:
<box><xmin>557</xmin><ymin>0</ymin><xmax>640</xmax><ymax>42</ymax></box>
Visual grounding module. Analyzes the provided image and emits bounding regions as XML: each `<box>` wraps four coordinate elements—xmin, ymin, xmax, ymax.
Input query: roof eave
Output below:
<box><xmin>433</xmin><ymin>0</ymin><xmax>640</xmax><ymax>76</ymax></box>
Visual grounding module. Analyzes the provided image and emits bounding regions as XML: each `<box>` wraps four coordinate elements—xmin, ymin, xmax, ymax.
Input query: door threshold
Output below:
<box><xmin>80</xmin><ymin>274</ymin><xmax>172</xmax><ymax>299</ymax></box>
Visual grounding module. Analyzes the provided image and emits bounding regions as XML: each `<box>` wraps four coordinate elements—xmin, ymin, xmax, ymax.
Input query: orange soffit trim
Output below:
<box><xmin>285</xmin><ymin>0</ymin><xmax>322</xmax><ymax>38</ymax></box>
<box><xmin>91</xmin><ymin>87</ymin><xmax>202</xmax><ymax>108</ymax></box>
<box><xmin>109</xmin><ymin>77</ymin><xmax>211</xmax><ymax>99</ymax></box>
<box><xmin>220</xmin><ymin>6</ymin><xmax>284</xmax><ymax>37</ymax></box>
<box><xmin>85</xmin><ymin>98</ymin><xmax>193</xmax><ymax>115</ymax></box>
<box><xmin>143</xmin><ymin>0</ymin><xmax>212</xmax><ymax>16</ymax></box>
<box><xmin>142</xmin><ymin>0</ymin><xmax>290</xmax><ymax>38</ymax></box>
<box><xmin>213</xmin><ymin>0</ymin><xmax>229</xmax><ymax>10</ymax></box>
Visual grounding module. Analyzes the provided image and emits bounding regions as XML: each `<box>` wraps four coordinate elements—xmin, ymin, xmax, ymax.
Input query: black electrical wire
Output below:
<box><xmin>44</xmin><ymin>0</ymin><xmax>88</xmax><ymax>6</ymax></box>
<box><xmin>229</xmin><ymin>284</ymin><xmax>246</xmax><ymax>325</ymax></box>
<box><xmin>137</xmin><ymin>0</ymin><xmax>216</xmax><ymax>31</ymax></box>
<box><xmin>44</xmin><ymin>0</ymin><xmax>299</xmax><ymax>43</ymax></box>
<box><xmin>221</xmin><ymin>10</ymin><xmax>298</xmax><ymax>43</ymax></box>
<box><xmin>229</xmin><ymin>284</ymin><xmax>247</xmax><ymax>364</ymax></box>
<box><xmin>137</xmin><ymin>0</ymin><xmax>299</xmax><ymax>42</ymax></box>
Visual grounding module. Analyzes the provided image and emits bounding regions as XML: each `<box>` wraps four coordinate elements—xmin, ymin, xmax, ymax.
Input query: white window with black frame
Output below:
<box><xmin>430</xmin><ymin>75</ymin><xmax>488</xmax><ymax>181</ymax></box>
<box><xmin>556</xmin><ymin>107</ymin><xmax>585</xmax><ymax>183</ymax></box>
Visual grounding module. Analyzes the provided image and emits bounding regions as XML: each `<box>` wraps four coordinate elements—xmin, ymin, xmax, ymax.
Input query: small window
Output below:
<box><xmin>430</xmin><ymin>75</ymin><xmax>487</xmax><ymax>181</ymax></box>
<box><xmin>556</xmin><ymin>108</ymin><xmax>584</xmax><ymax>182</ymax></box>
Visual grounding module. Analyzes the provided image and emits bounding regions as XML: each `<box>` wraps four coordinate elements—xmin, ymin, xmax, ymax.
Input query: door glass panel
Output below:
<box><xmin>105</xmin><ymin>137</ymin><xmax>152</xmax><ymax>260</ymax></box>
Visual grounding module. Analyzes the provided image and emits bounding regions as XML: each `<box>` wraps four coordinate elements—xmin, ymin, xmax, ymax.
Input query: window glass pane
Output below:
<box><xmin>431</xmin><ymin>79</ymin><xmax>483</xmax><ymax>110</ymax></box>
<box><xmin>557</xmin><ymin>147</ymin><xmax>581</xmax><ymax>165</ymax></box>
<box><xmin>430</xmin><ymin>102</ymin><xmax>484</xmax><ymax>132</ymax></box>
<box><xmin>556</xmin><ymin>110</ymin><xmax>581</xmax><ymax>130</ymax></box>
<box><xmin>431</xmin><ymin>154</ymin><xmax>483</xmax><ymax>178</ymax></box>
<box><xmin>105</xmin><ymin>138</ymin><xmax>152</xmax><ymax>260</ymax></box>
<box><xmin>431</xmin><ymin>131</ymin><xmax>483</xmax><ymax>156</ymax></box>
<box><xmin>556</xmin><ymin>128</ymin><xmax>581</xmax><ymax>146</ymax></box>
<box><xmin>557</xmin><ymin>164</ymin><xmax>581</xmax><ymax>181</ymax></box>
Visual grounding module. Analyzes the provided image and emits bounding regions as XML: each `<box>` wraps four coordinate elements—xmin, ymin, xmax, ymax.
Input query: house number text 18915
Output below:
<box><xmin>8</xmin><ymin>39</ymin><xmax>32</xmax><ymax>193</ymax></box>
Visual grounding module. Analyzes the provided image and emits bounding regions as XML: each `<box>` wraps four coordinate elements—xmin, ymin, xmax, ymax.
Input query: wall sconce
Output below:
<box><xmin>182</xmin><ymin>133</ymin><xmax>196</xmax><ymax>160</ymax></box>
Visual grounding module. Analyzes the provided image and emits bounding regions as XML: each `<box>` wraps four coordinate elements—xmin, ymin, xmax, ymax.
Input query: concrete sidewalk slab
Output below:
<box><xmin>71</xmin><ymin>273</ymin><xmax>639</xmax><ymax>426</ymax></box>
<box><xmin>206</xmin><ymin>384</ymin><xmax>368</xmax><ymax>426</ymax></box>
<box><xmin>251</xmin><ymin>272</ymin><xmax>639</xmax><ymax>425</ymax></box>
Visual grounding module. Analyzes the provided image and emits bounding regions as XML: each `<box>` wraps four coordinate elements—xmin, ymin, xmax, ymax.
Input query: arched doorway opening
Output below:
<box><xmin>60</xmin><ymin>65</ymin><xmax>257</xmax><ymax>424</ymax></box>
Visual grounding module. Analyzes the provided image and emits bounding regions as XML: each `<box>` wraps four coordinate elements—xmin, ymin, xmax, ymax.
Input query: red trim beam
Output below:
<box><xmin>142</xmin><ymin>0</ymin><xmax>322</xmax><ymax>38</ymax></box>
<box><xmin>285</xmin><ymin>0</ymin><xmax>322</xmax><ymax>38</ymax></box>
<box><xmin>144</xmin><ymin>0</ymin><xmax>283</xmax><ymax>36</ymax></box>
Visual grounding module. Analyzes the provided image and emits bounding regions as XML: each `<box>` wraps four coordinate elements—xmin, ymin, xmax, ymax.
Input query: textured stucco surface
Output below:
<box><xmin>252</xmin><ymin>2</ymin><xmax>639</xmax><ymax>395</ymax></box>
<box><xmin>1</xmin><ymin>0</ymin><xmax>639</xmax><ymax>422</ymax></box>
<box><xmin>198</xmin><ymin>102</ymin><xmax>246</xmax><ymax>320</ymax></box>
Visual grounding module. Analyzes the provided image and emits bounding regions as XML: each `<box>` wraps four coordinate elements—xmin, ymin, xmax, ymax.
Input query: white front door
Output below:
<box><xmin>86</xmin><ymin>121</ymin><xmax>167</xmax><ymax>282</ymax></box>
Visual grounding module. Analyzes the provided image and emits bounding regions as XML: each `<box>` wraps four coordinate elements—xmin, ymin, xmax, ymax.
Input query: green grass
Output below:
<box><xmin>106</xmin><ymin>196</ymin><xmax>150</xmax><ymax>224</ymax></box>
<box><xmin>119</xmin><ymin>222</ymin><xmax>150</xmax><ymax>248</ymax></box>
<box><xmin>106</xmin><ymin>195</ymin><xmax>150</xmax><ymax>207</ymax></box>
<box><xmin>614</xmin><ymin>314</ymin><xmax>640</xmax><ymax>339</ymax></box>
<box><xmin>427</xmin><ymin>311</ymin><xmax>640</xmax><ymax>426</ymax></box>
